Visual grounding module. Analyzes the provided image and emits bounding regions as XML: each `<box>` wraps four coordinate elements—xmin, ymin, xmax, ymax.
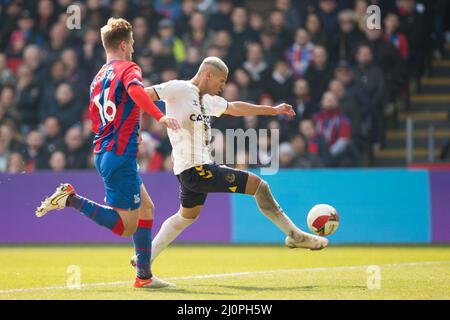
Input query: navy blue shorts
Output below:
<box><xmin>177</xmin><ymin>164</ymin><xmax>249</xmax><ymax>208</ymax></box>
<box><xmin>94</xmin><ymin>152</ymin><xmax>142</xmax><ymax>210</ymax></box>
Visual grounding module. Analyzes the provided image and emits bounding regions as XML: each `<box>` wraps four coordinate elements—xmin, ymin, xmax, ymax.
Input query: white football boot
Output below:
<box><xmin>35</xmin><ymin>183</ymin><xmax>76</xmax><ymax>217</ymax></box>
<box><xmin>285</xmin><ymin>231</ymin><xmax>329</xmax><ymax>250</ymax></box>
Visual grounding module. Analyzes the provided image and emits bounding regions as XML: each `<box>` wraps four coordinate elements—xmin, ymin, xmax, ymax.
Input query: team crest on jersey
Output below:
<box><xmin>225</xmin><ymin>173</ymin><xmax>236</xmax><ymax>184</ymax></box>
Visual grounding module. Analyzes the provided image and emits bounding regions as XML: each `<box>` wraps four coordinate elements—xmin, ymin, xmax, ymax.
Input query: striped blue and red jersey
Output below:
<box><xmin>89</xmin><ymin>60</ymin><xmax>143</xmax><ymax>156</ymax></box>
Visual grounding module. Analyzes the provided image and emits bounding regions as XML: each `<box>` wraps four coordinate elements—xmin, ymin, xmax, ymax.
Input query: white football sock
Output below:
<box><xmin>254</xmin><ymin>180</ymin><xmax>303</xmax><ymax>238</ymax></box>
<box><xmin>151</xmin><ymin>212</ymin><xmax>197</xmax><ymax>262</ymax></box>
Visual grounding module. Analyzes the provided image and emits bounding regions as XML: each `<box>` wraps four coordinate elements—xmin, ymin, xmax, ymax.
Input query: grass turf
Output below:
<box><xmin>0</xmin><ymin>245</ymin><xmax>449</xmax><ymax>300</ymax></box>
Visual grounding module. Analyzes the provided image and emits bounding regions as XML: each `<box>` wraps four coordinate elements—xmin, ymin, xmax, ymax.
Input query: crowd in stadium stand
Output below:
<box><xmin>0</xmin><ymin>0</ymin><xmax>447</xmax><ymax>173</ymax></box>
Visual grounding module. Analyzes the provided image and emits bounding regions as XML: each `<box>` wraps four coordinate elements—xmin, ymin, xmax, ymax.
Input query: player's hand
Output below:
<box><xmin>159</xmin><ymin>116</ymin><xmax>181</xmax><ymax>131</ymax></box>
<box><xmin>274</xmin><ymin>103</ymin><xmax>296</xmax><ymax>119</ymax></box>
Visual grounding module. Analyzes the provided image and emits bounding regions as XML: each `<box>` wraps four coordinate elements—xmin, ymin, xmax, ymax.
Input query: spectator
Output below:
<box><xmin>52</xmin><ymin>83</ymin><xmax>83</xmax><ymax>131</ymax></box>
<box><xmin>0</xmin><ymin>85</ymin><xmax>20</xmax><ymax>128</ymax></box>
<box><xmin>36</xmin><ymin>0</ymin><xmax>57</xmax><ymax>38</ymax></box>
<box><xmin>249</xmin><ymin>12</ymin><xmax>265</xmax><ymax>34</ymax></box>
<box><xmin>268</xmin><ymin>10</ymin><xmax>292</xmax><ymax>51</ymax></box>
<box><xmin>158</xmin><ymin>19</ymin><xmax>186</xmax><ymax>64</ymax></box>
<box><xmin>8</xmin><ymin>10</ymin><xmax>43</xmax><ymax>49</ymax></box>
<box><xmin>22</xmin><ymin>129</ymin><xmax>48</xmax><ymax>171</ymax></box>
<box><xmin>290</xmin><ymin>133</ymin><xmax>323</xmax><ymax>168</ymax></box>
<box><xmin>316</xmin><ymin>0</ymin><xmax>339</xmax><ymax>34</ymax></box>
<box><xmin>208</xmin><ymin>0</ymin><xmax>234</xmax><ymax>32</ymax></box>
<box><xmin>22</xmin><ymin>45</ymin><xmax>45</xmax><ymax>83</ymax></box>
<box><xmin>212</xmin><ymin>30</ymin><xmax>233</xmax><ymax>66</ymax></box>
<box><xmin>328</xmin><ymin>78</ymin><xmax>362</xmax><ymax>146</ymax></box>
<box><xmin>233</xmin><ymin>68</ymin><xmax>262</xmax><ymax>103</ymax></box>
<box><xmin>49</xmin><ymin>150</ymin><xmax>67</xmax><ymax>171</ymax></box>
<box><xmin>242</xmin><ymin>42</ymin><xmax>269</xmax><ymax>86</ymax></box>
<box><xmin>384</xmin><ymin>12</ymin><xmax>409</xmax><ymax>60</ymax></box>
<box><xmin>329</xmin><ymin>9</ymin><xmax>366</xmax><ymax>64</ymax></box>
<box><xmin>313</xmin><ymin>91</ymin><xmax>354</xmax><ymax>167</ymax></box>
<box><xmin>182</xmin><ymin>11</ymin><xmax>214</xmax><ymax>57</ymax></box>
<box><xmin>286</xmin><ymin>28</ymin><xmax>315</xmax><ymax>79</ymax></box>
<box><xmin>132</xmin><ymin>16</ymin><xmax>150</xmax><ymax>54</ymax></box>
<box><xmin>81</xmin><ymin>28</ymin><xmax>104</xmax><ymax>80</ymax></box>
<box><xmin>229</xmin><ymin>7</ymin><xmax>259</xmax><ymax>70</ymax></box>
<box><xmin>275</xmin><ymin>0</ymin><xmax>301</xmax><ymax>33</ymax></box>
<box><xmin>137</xmin><ymin>49</ymin><xmax>160</xmax><ymax>84</ymax></box>
<box><xmin>111</xmin><ymin>0</ymin><xmax>129</xmax><ymax>19</ymax></box>
<box><xmin>63</xmin><ymin>126</ymin><xmax>88</xmax><ymax>169</ymax></box>
<box><xmin>305</xmin><ymin>45</ymin><xmax>333</xmax><ymax>104</ymax></box>
<box><xmin>0</xmin><ymin>53</ymin><xmax>15</xmax><ymax>86</ymax></box>
<box><xmin>305</xmin><ymin>13</ymin><xmax>328</xmax><ymax>47</ymax></box>
<box><xmin>155</xmin><ymin>0</ymin><xmax>182</xmax><ymax>20</ymax></box>
<box><xmin>15</xmin><ymin>64</ymin><xmax>41</xmax><ymax>131</ymax></box>
<box><xmin>61</xmin><ymin>48</ymin><xmax>86</xmax><ymax>93</ymax></box>
<box><xmin>148</xmin><ymin>36</ymin><xmax>176</xmax><ymax>73</ymax></box>
<box><xmin>396</xmin><ymin>0</ymin><xmax>427</xmax><ymax>92</ymax></box>
<box><xmin>0</xmin><ymin>134</ymin><xmax>10</xmax><ymax>172</ymax></box>
<box><xmin>178</xmin><ymin>47</ymin><xmax>202</xmax><ymax>80</ymax></box>
<box><xmin>42</xmin><ymin>116</ymin><xmax>64</xmax><ymax>155</ymax></box>
<box><xmin>175</xmin><ymin>0</ymin><xmax>197</xmax><ymax>36</ymax></box>
<box><xmin>289</xmin><ymin>79</ymin><xmax>318</xmax><ymax>129</ymax></box>
<box><xmin>265</xmin><ymin>59</ymin><xmax>294</xmax><ymax>102</ymax></box>
<box><xmin>353</xmin><ymin>45</ymin><xmax>385</xmax><ymax>147</ymax></box>
<box><xmin>7</xmin><ymin>152</ymin><xmax>25</xmax><ymax>173</ymax></box>
<box><xmin>364</xmin><ymin>27</ymin><xmax>406</xmax><ymax>105</ymax></box>
<box><xmin>41</xmin><ymin>22</ymin><xmax>71</xmax><ymax>66</ymax></box>
<box><xmin>279</xmin><ymin>142</ymin><xmax>296</xmax><ymax>168</ymax></box>
<box><xmin>260</xmin><ymin>31</ymin><xmax>282</xmax><ymax>68</ymax></box>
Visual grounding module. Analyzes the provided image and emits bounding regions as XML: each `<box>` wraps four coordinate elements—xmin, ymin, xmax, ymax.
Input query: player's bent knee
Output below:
<box><xmin>121</xmin><ymin>223</ymin><xmax>138</xmax><ymax>237</ymax></box>
<box><xmin>140</xmin><ymin>201</ymin><xmax>155</xmax><ymax>220</ymax></box>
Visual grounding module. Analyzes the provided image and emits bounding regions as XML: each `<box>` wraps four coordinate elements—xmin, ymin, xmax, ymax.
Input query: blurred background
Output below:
<box><xmin>1</xmin><ymin>0</ymin><xmax>450</xmax><ymax>172</ymax></box>
<box><xmin>0</xmin><ymin>0</ymin><xmax>449</xmax><ymax>245</ymax></box>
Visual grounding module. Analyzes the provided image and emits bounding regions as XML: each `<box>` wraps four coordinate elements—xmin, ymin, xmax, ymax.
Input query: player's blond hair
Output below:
<box><xmin>100</xmin><ymin>17</ymin><xmax>133</xmax><ymax>51</ymax></box>
<box><xmin>199</xmin><ymin>57</ymin><xmax>229</xmax><ymax>74</ymax></box>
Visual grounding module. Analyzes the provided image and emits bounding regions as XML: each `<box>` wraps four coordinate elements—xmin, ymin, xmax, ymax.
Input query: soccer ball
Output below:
<box><xmin>307</xmin><ymin>204</ymin><xmax>339</xmax><ymax>236</ymax></box>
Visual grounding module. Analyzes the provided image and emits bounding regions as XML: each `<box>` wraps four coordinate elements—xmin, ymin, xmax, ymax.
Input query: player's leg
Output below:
<box><xmin>245</xmin><ymin>172</ymin><xmax>328</xmax><ymax>250</ymax></box>
<box><xmin>151</xmin><ymin>204</ymin><xmax>202</xmax><ymax>262</ymax></box>
<box><xmin>150</xmin><ymin>171</ymin><xmax>207</xmax><ymax>262</ymax></box>
<box><xmin>132</xmin><ymin>183</ymin><xmax>154</xmax><ymax>278</ymax></box>
<box><xmin>132</xmin><ymin>183</ymin><xmax>174</xmax><ymax>288</ymax></box>
<box><xmin>36</xmin><ymin>183</ymin><xmax>138</xmax><ymax>237</ymax></box>
<box><xmin>36</xmin><ymin>152</ymin><xmax>141</xmax><ymax>237</ymax></box>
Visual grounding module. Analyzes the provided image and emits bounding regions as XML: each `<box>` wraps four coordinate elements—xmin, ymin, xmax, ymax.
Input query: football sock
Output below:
<box><xmin>133</xmin><ymin>219</ymin><xmax>153</xmax><ymax>279</ymax></box>
<box><xmin>151</xmin><ymin>212</ymin><xmax>197</xmax><ymax>262</ymax></box>
<box><xmin>254</xmin><ymin>180</ymin><xmax>302</xmax><ymax>238</ymax></box>
<box><xmin>67</xmin><ymin>194</ymin><xmax>125</xmax><ymax>236</ymax></box>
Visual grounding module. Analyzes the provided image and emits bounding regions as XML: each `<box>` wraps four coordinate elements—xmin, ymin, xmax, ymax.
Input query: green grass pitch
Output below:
<box><xmin>0</xmin><ymin>245</ymin><xmax>449</xmax><ymax>300</ymax></box>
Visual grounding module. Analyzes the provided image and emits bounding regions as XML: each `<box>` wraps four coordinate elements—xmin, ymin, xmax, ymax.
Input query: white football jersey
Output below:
<box><xmin>153</xmin><ymin>80</ymin><xmax>228</xmax><ymax>175</ymax></box>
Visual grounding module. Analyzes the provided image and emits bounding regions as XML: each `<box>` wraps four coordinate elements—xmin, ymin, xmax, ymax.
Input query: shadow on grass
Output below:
<box><xmin>197</xmin><ymin>284</ymin><xmax>367</xmax><ymax>292</ymax></box>
<box><xmin>93</xmin><ymin>287</ymin><xmax>236</xmax><ymax>296</ymax></box>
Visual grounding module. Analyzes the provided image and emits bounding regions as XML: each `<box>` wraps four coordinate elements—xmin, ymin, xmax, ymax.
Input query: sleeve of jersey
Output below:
<box><xmin>127</xmin><ymin>84</ymin><xmax>164</xmax><ymax>121</ymax></box>
<box><xmin>209</xmin><ymin>95</ymin><xmax>229</xmax><ymax>117</ymax></box>
<box><xmin>122</xmin><ymin>63</ymin><xmax>144</xmax><ymax>90</ymax></box>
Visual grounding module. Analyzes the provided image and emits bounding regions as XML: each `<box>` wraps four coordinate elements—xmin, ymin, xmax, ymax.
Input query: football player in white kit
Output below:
<box><xmin>134</xmin><ymin>57</ymin><xmax>328</xmax><ymax>266</ymax></box>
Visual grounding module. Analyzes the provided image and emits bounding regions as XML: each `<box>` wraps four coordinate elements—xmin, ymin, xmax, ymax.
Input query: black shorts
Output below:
<box><xmin>176</xmin><ymin>163</ymin><xmax>249</xmax><ymax>208</ymax></box>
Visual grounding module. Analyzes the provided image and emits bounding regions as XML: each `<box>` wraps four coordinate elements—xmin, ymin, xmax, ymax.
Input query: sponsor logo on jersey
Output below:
<box><xmin>189</xmin><ymin>113</ymin><xmax>211</xmax><ymax>124</ymax></box>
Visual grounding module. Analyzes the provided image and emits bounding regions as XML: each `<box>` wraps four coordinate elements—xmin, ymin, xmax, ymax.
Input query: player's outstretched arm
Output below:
<box><xmin>127</xmin><ymin>84</ymin><xmax>180</xmax><ymax>131</ymax></box>
<box><xmin>224</xmin><ymin>101</ymin><xmax>296</xmax><ymax>118</ymax></box>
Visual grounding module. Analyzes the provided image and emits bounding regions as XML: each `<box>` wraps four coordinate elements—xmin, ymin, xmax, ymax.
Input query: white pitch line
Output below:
<box><xmin>0</xmin><ymin>261</ymin><xmax>449</xmax><ymax>295</ymax></box>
